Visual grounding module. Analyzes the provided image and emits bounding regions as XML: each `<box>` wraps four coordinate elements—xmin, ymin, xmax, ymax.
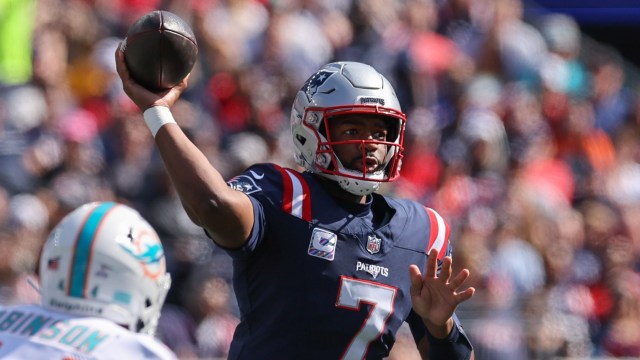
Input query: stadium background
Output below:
<box><xmin>1</xmin><ymin>0</ymin><xmax>640</xmax><ymax>359</ymax></box>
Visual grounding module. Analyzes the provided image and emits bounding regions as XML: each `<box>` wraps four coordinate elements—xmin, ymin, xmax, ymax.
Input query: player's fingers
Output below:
<box><xmin>448</xmin><ymin>268</ymin><xmax>470</xmax><ymax>289</ymax></box>
<box><xmin>454</xmin><ymin>287</ymin><xmax>476</xmax><ymax>304</ymax></box>
<box><xmin>439</xmin><ymin>255</ymin><xmax>453</xmax><ymax>282</ymax></box>
<box><xmin>114</xmin><ymin>43</ymin><xmax>128</xmax><ymax>78</ymax></box>
<box><xmin>425</xmin><ymin>248</ymin><xmax>438</xmax><ymax>278</ymax></box>
<box><xmin>408</xmin><ymin>264</ymin><xmax>423</xmax><ymax>297</ymax></box>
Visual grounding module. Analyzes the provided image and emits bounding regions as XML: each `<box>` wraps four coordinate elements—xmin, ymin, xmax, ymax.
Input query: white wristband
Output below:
<box><xmin>143</xmin><ymin>106</ymin><xmax>177</xmax><ymax>138</ymax></box>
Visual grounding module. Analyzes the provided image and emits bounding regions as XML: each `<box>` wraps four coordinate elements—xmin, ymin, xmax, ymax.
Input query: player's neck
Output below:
<box><xmin>314</xmin><ymin>175</ymin><xmax>369</xmax><ymax>204</ymax></box>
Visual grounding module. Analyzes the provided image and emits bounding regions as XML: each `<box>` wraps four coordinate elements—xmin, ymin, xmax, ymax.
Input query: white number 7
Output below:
<box><xmin>336</xmin><ymin>276</ymin><xmax>397</xmax><ymax>360</ymax></box>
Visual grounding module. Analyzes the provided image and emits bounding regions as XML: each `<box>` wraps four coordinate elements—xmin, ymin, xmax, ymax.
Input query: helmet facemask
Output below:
<box><xmin>310</xmin><ymin>106</ymin><xmax>405</xmax><ymax>195</ymax></box>
<box><xmin>291</xmin><ymin>62</ymin><xmax>407</xmax><ymax>196</ymax></box>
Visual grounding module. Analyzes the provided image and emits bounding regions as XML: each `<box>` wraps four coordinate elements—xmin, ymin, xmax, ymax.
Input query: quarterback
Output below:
<box><xmin>116</xmin><ymin>46</ymin><xmax>476</xmax><ymax>359</ymax></box>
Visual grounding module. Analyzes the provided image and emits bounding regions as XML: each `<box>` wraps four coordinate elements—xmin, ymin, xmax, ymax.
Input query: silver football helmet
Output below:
<box><xmin>39</xmin><ymin>202</ymin><xmax>171</xmax><ymax>335</ymax></box>
<box><xmin>291</xmin><ymin>62</ymin><xmax>406</xmax><ymax>195</ymax></box>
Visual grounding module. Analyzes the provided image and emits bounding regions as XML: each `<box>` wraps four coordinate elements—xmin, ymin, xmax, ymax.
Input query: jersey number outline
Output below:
<box><xmin>336</xmin><ymin>276</ymin><xmax>397</xmax><ymax>360</ymax></box>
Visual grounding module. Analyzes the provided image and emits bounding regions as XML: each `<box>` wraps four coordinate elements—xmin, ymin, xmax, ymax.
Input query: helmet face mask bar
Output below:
<box><xmin>292</xmin><ymin>62</ymin><xmax>407</xmax><ymax>196</ymax></box>
<box><xmin>309</xmin><ymin>105</ymin><xmax>405</xmax><ymax>180</ymax></box>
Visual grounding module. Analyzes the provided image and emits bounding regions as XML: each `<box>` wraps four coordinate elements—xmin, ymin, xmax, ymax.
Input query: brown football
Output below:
<box><xmin>123</xmin><ymin>10</ymin><xmax>198</xmax><ymax>91</ymax></box>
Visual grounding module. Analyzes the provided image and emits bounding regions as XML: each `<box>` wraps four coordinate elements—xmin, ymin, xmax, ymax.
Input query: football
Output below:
<box><xmin>123</xmin><ymin>10</ymin><xmax>198</xmax><ymax>91</ymax></box>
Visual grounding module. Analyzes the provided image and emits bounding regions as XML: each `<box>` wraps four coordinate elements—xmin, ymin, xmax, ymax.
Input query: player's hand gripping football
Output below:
<box><xmin>409</xmin><ymin>249</ymin><xmax>475</xmax><ymax>337</ymax></box>
<box><xmin>114</xmin><ymin>45</ymin><xmax>188</xmax><ymax>111</ymax></box>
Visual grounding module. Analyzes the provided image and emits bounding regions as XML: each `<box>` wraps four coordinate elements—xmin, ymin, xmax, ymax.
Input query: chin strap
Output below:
<box><xmin>337</xmin><ymin>177</ymin><xmax>379</xmax><ymax>196</ymax></box>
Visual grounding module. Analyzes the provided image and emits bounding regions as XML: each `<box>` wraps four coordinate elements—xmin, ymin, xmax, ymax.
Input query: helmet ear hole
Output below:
<box><xmin>318</xmin><ymin>121</ymin><xmax>328</xmax><ymax>138</ymax></box>
<box><xmin>135</xmin><ymin>319</ymin><xmax>145</xmax><ymax>332</ymax></box>
<box><xmin>295</xmin><ymin>134</ymin><xmax>307</xmax><ymax>146</ymax></box>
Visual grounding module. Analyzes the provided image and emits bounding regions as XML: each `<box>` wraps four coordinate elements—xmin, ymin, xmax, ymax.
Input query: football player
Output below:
<box><xmin>116</xmin><ymin>47</ymin><xmax>476</xmax><ymax>359</ymax></box>
<box><xmin>0</xmin><ymin>202</ymin><xmax>176</xmax><ymax>359</ymax></box>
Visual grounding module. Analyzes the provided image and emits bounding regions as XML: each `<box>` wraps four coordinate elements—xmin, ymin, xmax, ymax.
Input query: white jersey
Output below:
<box><xmin>0</xmin><ymin>304</ymin><xmax>177</xmax><ymax>360</ymax></box>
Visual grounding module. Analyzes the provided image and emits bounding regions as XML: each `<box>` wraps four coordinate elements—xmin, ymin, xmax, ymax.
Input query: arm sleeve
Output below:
<box><xmin>424</xmin><ymin>314</ymin><xmax>473</xmax><ymax>360</ymax></box>
<box><xmin>205</xmin><ymin>195</ymin><xmax>266</xmax><ymax>254</ymax></box>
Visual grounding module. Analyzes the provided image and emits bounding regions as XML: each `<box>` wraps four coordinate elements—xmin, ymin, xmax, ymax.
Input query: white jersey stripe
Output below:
<box><xmin>285</xmin><ymin>169</ymin><xmax>304</xmax><ymax>219</ymax></box>
<box><xmin>428</xmin><ymin>209</ymin><xmax>447</xmax><ymax>253</ymax></box>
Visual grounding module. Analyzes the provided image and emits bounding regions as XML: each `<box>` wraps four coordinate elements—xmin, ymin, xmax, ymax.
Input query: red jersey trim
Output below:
<box><xmin>423</xmin><ymin>207</ymin><xmax>449</xmax><ymax>260</ymax></box>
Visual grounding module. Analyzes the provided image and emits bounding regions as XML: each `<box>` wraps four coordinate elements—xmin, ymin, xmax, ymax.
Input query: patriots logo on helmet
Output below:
<box><xmin>302</xmin><ymin>69</ymin><xmax>335</xmax><ymax>101</ymax></box>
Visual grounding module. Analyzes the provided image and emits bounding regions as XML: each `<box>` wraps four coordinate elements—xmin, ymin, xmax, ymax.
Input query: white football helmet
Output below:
<box><xmin>291</xmin><ymin>61</ymin><xmax>406</xmax><ymax>195</ymax></box>
<box><xmin>39</xmin><ymin>202</ymin><xmax>171</xmax><ymax>335</ymax></box>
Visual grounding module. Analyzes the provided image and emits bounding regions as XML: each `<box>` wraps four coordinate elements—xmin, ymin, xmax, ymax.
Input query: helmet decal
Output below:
<box><xmin>358</xmin><ymin>96</ymin><xmax>385</xmax><ymax>106</ymax></box>
<box><xmin>68</xmin><ymin>202</ymin><xmax>117</xmax><ymax>299</ymax></box>
<box><xmin>302</xmin><ymin>69</ymin><xmax>335</xmax><ymax>102</ymax></box>
<box><xmin>117</xmin><ymin>227</ymin><xmax>165</xmax><ymax>280</ymax></box>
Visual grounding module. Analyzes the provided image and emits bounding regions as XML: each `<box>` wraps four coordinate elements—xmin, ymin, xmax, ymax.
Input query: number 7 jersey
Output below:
<box><xmin>222</xmin><ymin>163</ymin><xmax>452</xmax><ymax>360</ymax></box>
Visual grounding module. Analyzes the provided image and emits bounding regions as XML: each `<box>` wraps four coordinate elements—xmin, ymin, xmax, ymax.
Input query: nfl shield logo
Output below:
<box><xmin>366</xmin><ymin>235</ymin><xmax>381</xmax><ymax>254</ymax></box>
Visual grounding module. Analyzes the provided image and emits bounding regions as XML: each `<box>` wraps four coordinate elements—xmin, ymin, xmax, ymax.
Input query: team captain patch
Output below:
<box><xmin>227</xmin><ymin>175</ymin><xmax>262</xmax><ymax>195</ymax></box>
<box><xmin>308</xmin><ymin>227</ymin><xmax>337</xmax><ymax>261</ymax></box>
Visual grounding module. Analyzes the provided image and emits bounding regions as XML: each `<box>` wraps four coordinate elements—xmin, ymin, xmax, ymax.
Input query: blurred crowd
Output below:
<box><xmin>1</xmin><ymin>0</ymin><xmax>640</xmax><ymax>359</ymax></box>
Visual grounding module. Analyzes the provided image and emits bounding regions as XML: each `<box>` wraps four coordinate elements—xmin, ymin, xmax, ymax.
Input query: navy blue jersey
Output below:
<box><xmin>221</xmin><ymin>163</ymin><xmax>452</xmax><ymax>360</ymax></box>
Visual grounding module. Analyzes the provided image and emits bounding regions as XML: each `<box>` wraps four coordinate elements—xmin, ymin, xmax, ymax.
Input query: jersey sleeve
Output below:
<box><xmin>404</xmin><ymin>206</ymin><xmax>469</xmax><ymax>356</ymax></box>
<box><xmin>422</xmin><ymin>206</ymin><xmax>452</xmax><ymax>260</ymax></box>
<box><xmin>405</xmin><ymin>309</ymin><xmax>428</xmax><ymax>344</ymax></box>
<box><xmin>223</xmin><ymin>163</ymin><xmax>298</xmax><ymax>253</ymax></box>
